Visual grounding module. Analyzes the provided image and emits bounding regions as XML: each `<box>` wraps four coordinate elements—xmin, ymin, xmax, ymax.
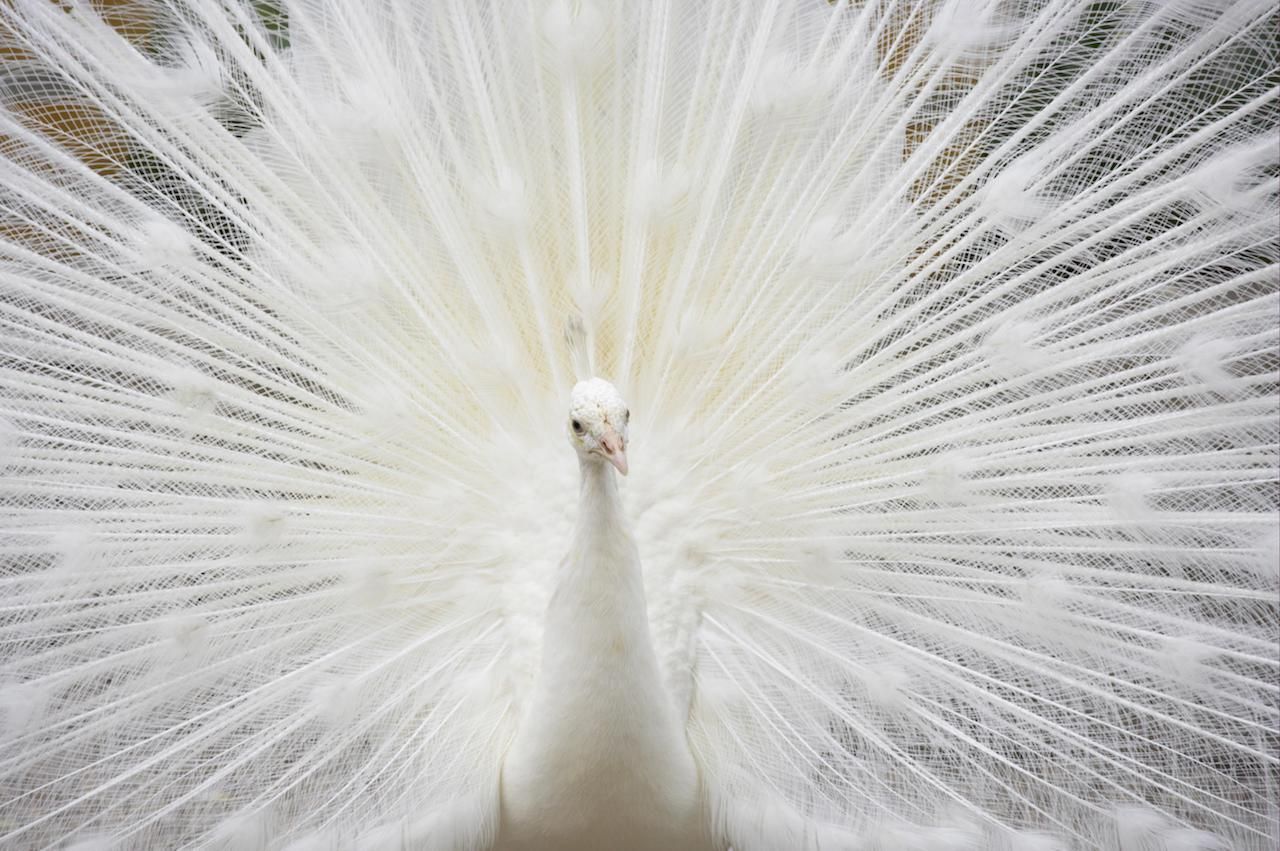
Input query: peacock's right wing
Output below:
<box><xmin>0</xmin><ymin>2</ymin><xmax>569</xmax><ymax>848</ymax></box>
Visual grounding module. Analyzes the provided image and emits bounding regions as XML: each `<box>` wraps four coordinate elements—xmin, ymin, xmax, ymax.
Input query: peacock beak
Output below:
<box><xmin>598</xmin><ymin>428</ymin><xmax>628</xmax><ymax>476</ymax></box>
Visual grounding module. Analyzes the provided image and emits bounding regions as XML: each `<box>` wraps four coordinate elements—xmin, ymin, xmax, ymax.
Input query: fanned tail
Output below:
<box><xmin>0</xmin><ymin>1</ymin><xmax>1276</xmax><ymax>849</ymax></box>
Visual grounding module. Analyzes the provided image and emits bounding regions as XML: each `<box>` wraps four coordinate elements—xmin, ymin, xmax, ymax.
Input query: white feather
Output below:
<box><xmin>0</xmin><ymin>0</ymin><xmax>1276</xmax><ymax>849</ymax></box>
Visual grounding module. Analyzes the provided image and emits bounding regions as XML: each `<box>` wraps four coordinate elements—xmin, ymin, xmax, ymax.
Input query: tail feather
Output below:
<box><xmin>0</xmin><ymin>0</ymin><xmax>1276</xmax><ymax>848</ymax></box>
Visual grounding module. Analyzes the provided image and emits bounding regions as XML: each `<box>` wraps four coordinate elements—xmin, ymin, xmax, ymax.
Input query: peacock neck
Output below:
<box><xmin>532</xmin><ymin>453</ymin><xmax>660</xmax><ymax>700</ymax></box>
<box><xmin>499</xmin><ymin>457</ymin><xmax>702</xmax><ymax>848</ymax></box>
<box><xmin>573</xmin><ymin>455</ymin><xmax>627</xmax><ymax>552</ymax></box>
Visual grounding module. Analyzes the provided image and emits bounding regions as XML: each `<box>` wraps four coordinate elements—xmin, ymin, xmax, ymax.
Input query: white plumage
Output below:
<box><xmin>498</xmin><ymin>376</ymin><xmax>705</xmax><ymax>851</ymax></box>
<box><xmin>0</xmin><ymin>1</ymin><xmax>1276</xmax><ymax>849</ymax></box>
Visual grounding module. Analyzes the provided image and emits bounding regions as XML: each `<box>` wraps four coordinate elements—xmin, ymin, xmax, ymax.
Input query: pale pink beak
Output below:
<box><xmin>598</xmin><ymin>428</ymin><xmax>628</xmax><ymax>476</ymax></box>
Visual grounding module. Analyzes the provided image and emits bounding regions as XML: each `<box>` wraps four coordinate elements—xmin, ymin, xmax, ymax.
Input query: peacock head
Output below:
<box><xmin>567</xmin><ymin>378</ymin><xmax>630</xmax><ymax>476</ymax></box>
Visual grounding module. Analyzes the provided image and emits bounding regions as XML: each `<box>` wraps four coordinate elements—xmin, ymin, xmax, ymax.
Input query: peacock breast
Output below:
<box><xmin>497</xmin><ymin>732</ymin><xmax>707</xmax><ymax>851</ymax></box>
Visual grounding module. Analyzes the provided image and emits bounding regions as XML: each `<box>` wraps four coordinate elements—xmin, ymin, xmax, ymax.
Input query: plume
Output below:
<box><xmin>0</xmin><ymin>0</ymin><xmax>1276</xmax><ymax>849</ymax></box>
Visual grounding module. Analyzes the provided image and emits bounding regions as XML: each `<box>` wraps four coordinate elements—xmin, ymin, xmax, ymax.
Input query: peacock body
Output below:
<box><xmin>0</xmin><ymin>0</ymin><xmax>1277</xmax><ymax>849</ymax></box>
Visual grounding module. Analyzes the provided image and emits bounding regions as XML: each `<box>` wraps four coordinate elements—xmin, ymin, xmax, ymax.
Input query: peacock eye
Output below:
<box><xmin>624</xmin><ymin>409</ymin><xmax>630</xmax><ymax>423</ymax></box>
<box><xmin>571</xmin><ymin>419</ymin><xmax>583</xmax><ymax>433</ymax></box>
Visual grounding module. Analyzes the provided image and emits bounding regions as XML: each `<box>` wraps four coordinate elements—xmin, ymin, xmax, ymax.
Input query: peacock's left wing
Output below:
<box><xmin>624</xmin><ymin>2</ymin><xmax>1280</xmax><ymax>849</ymax></box>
